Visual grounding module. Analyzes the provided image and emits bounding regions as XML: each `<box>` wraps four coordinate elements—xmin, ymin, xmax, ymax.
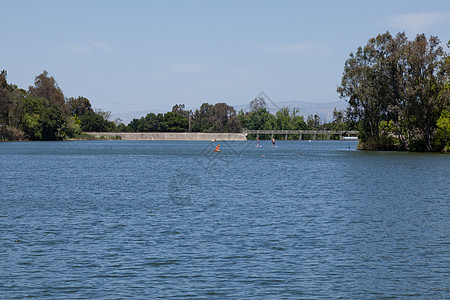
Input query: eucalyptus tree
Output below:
<box><xmin>0</xmin><ymin>70</ymin><xmax>10</xmax><ymax>128</ymax></box>
<box><xmin>337</xmin><ymin>32</ymin><xmax>406</xmax><ymax>143</ymax></box>
<box><xmin>29</xmin><ymin>70</ymin><xmax>67</xmax><ymax>115</ymax></box>
<box><xmin>67</xmin><ymin>96</ymin><xmax>92</xmax><ymax>116</ymax></box>
<box><xmin>403</xmin><ymin>34</ymin><xmax>447</xmax><ymax>151</ymax></box>
<box><xmin>338</xmin><ymin>31</ymin><xmax>449</xmax><ymax>151</ymax></box>
<box><xmin>192</xmin><ymin>102</ymin><xmax>214</xmax><ymax>132</ymax></box>
<box><xmin>210</xmin><ymin>102</ymin><xmax>242</xmax><ymax>133</ymax></box>
<box><xmin>275</xmin><ymin>107</ymin><xmax>291</xmax><ymax>130</ymax></box>
<box><xmin>306</xmin><ymin>114</ymin><xmax>321</xmax><ymax>129</ymax></box>
<box><xmin>249</xmin><ymin>97</ymin><xmax>267</xmax><ymax>112</ymax></box>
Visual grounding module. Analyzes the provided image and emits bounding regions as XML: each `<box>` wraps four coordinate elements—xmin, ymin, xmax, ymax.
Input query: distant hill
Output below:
<box><xmin>113</xmin><ymin>100</ymin><xmax>348</xmax><ymax>125</ymax></box>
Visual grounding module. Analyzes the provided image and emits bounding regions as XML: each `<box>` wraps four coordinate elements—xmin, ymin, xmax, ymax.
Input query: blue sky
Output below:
<box><xmin>2</xmin><ymin>0</ymin><xmax>450</xmax><ymax>115</ymax></box>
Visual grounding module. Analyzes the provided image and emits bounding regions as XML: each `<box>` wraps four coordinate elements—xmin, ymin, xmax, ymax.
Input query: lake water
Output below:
<box><xmin>0</xmin><ymin>140</ymin><xmax>449</xmax><ymax>299</ymax></box>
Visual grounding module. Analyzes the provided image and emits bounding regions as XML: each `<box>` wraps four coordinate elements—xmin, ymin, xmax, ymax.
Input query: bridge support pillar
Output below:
<box><xmin>313</xmin><ymin>133</ymin><xmax>316</xmax><ymax>140</ymax></box>
<box><xmin>327</xmin><ymin>133</ymin><xmax>330</xmax><ymax>140</ymax></box>
<box><xmin>285</xmin><ymin>134</ymin><xmax>288</xmax><ymax>140</ymax></box>
<box><xmin>299</xmin><ymin>134</ymin><xmax>302</xmax><ymax>140</ymax></box>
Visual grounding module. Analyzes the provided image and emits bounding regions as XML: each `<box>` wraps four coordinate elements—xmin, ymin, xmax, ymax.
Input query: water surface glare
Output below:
<box><xmin>0</xmin><ymin>140</ymin><xmax>449</xmax><ymax>299</ymax></box>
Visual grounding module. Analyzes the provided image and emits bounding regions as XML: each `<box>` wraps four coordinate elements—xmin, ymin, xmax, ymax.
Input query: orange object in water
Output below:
<box><xmin>214</xmin><ymin>144</ymin><xmax>220</xmax><ymax>152</ymax></box>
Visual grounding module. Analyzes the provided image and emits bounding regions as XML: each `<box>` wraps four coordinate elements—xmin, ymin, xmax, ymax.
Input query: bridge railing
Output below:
<box><xmin>243</xmin><ymin>129</ymin><xmax>359</xmax><ymax>140</ymax></box>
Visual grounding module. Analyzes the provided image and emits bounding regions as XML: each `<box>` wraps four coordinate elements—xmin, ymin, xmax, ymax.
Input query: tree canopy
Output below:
<box><xmin>338</xmin><ymin>32</ymin><xmax>450</xmax><ymax>151</ymax></box>
<box><xmin>0</xmin><ymin>70</ymin><xmax>112</xmax><ymax>140</ymax></box>
<box><xmin>0</xmin><ymin>70</ymin><xmax>356</xmax><ymax>142</ymax></box>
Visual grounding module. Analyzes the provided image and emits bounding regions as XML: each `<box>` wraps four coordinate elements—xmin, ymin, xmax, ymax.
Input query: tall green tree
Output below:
<box><xmin>67</xmin><ymin>96</ymin><xmax>92</xmax><ymax>116</ymax></box>
<box><xmin>275</xmin><ymin>107</ymin><xmax>291</xmax><ymax>130</ymax></box>
<box><xmin>306</xmin><ymin>114</ymin><xmax>321</xmax><ymax>129</ymax></box>
<box><xmin>20</xmin><ymin>95</ymin><xmax>66</xmax><ymax>140</ymax></box>
<box><xmin>172</xmin><ymin>104</ymin><xmax>190</xmax><ymax>119</ymax></box>
<box><xmin>210</xmin><ymin>102</ymin><xmax>242</xmax><ymax>132</ymax></box>
<box><xmin>164</xmin><ymin>111</ymin><xmax>189</xmax><ymax>132</ymax></box>
<box><xmin>403</xmin><ymin>34</ymin><xmax>447</xmax><ymax>151</ymax></box>
<box><xmin>337</xmin><ymin>32</ymin><xmax>406</xmax><ymax>142</ymax></box>
<box><xmin>191</xmin><ymin>102</ymin><xmax>242</xmax><ymax>132</ymax></box>
<box><xmin>80</xmin><ymin>111</ymin><xmax>115</xmax><ymax>132</ymax></box>
<box><xmin>249</xmin><ymin>97</ymin><xmax>267</xmax><ymax>112</ymax></box>
<box><xmin>245</xmin><ymin>108</ymin><xmax>274</xmax><ymax>130</ymax></box>
<box><xmin>192</xmin><ymin>103</ymin><xmax>214</xmax><ymax>132</ymax></box>
<box><xmin>41</xmin><ymin>105</ymin><xmax>65</xmax><ymax>140</ymax></box>
<box><xmin>338</xmin><ymin>31</ymin><xmax>449</xmax><ymax>151</ymax></box>
<box><xmin>0</xmin><ymin>70</ymin><xmax>10</xmax><ymax>128</ymax></box>
<box><xmin>434</xmin><ymin>108</ymin><xmax>450</xmax><ymax>151</ymax></box>
<box><xmin>29</xmin><ymin>70</ymin><xmax>67</xmax><ymax>115</ymax></box>
<box><xmin>274</xmin><ymin>107</ymin><xmax>307</xmax><ymax>131</ymax></box>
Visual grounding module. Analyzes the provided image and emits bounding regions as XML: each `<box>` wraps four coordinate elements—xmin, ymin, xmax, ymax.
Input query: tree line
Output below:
<box><xmin>0</xmin><ymin>70</ymin><xmax>121</xmax><ymax>140</ymax></box>
<box><xmin>3</xmin><ymin>31</ymin><xmax>448</xmax><ymax>151</ymax></box>
<box><xmin>338</xmin><ymin>32</ymin><xmax>450</xmax><ymax>152</ymax></box>
<box><xmin>124</xmin><ymin>97</ymin><xmax>351</xmax><ymax>140</ymax></box>
<box><xmin>0</xmin><ymin>70</ymin><xmax>348</xmax><ymax>141</ymax></box>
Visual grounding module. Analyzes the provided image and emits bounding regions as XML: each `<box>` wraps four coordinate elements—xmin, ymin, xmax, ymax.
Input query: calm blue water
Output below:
<box><xmin>0</xmin><ymin>140</ymin><xmax>449</xmax><ymax>299</ymax></box>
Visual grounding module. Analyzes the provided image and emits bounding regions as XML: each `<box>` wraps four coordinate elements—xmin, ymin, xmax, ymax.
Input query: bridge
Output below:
<box><xmin>245</xmin><ymin>130</ymin><xmax>359</xmax><ymax>140</ymax></box>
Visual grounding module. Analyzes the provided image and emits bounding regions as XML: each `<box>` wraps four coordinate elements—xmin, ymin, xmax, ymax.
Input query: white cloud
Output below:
<box><xmin>168</xmin><ymin>63</ymin><xmax>209</xmax><ymax>75</ymax></box>
<box><xmin>89</xmin><ymin>41</ymin><xmax>111</xmax><ymax>52</ymax></box>
<box><xmin>256</xmin><ymin>42</ymin><xmax>331</xmax><ymax>55</ymax></box>
<box><xmin>387</xmin><ymin>12</ymin><xmax>450</xmax><ymax>35</ymax></box>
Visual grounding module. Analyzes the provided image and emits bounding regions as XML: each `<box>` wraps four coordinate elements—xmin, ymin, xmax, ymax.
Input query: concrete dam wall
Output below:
<box><xmin>86</xmin><ymin>132</ymin><xmax>247</xmax><ymax>141</ymax></box>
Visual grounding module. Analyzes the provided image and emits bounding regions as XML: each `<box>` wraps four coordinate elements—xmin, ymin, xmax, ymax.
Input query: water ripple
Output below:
<box><xmin>0</xmin><ymin>141</ymin><xmax>448</xmax><ymax>299</ymax></box>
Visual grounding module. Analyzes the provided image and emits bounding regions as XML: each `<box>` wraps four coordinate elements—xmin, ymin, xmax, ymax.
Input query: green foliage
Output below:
<box><xmin>1</xmin><ymin>69</ymin><xmax>357</xmax><ymax>141</ymax></box>
<box><xmin>0</xmin><ymin>70</ymin><xmax>101</xmax><ymax>140</ymax></box>
<box><xmin>129</xmin><ymin>112</ymin><xmax>184</xmax><ymax>132</ymax></box>
<box><xmin>434</xmin><ymin>108</ymin><xmax>450</xmax><ymax>152</ymax></box>
<box><xmin>238</xmin><ymin>106</ymin><xmax>309</xmax><ymax>139</ymax></box>
<box><xmin>80</xmin><ymin>111</ymin><xmax>115</xmax><ymax>132</ymax></box>
<box><xmin>306</xmin><ymin>114</ymin><xmax>321</xmax><ymax>129</ymax></box>
<box><xmin>116</xmin><ymin>122</ymin><xmax>132</xmax><ymax>132</ymax></box>
<box><xmin>127</xmin><ymin>102</ymin><xmax>243</xmax><ymax>133</ymax></box>
<box><xmin>164</xmin><ymin>112</ymin><xmax>189</xmax><ymax>132</ymax></box>
<box><xmin>0</xmin><ymin>70</ymin><xmax>10</xmax><ymax>127</ymax></box>
<box><xmin>249</xmin><ymin>97</ymin><xmax>267</xmax><ymax>112</ymax></box>
<box><xmin>379</xmin><ymin>120</ymin><xmax>396</xmax><ymax>134</ymax></box>
<box><xmin>190</xmin><ymin>102</ymin><xmax>242</xmax><ymax>133</ymax></box>
<box><xmin>29</xmin><ymin>70</ymin><xmax>67</xmax><ymax>115</ymax></box>
<box><xmin>64</xmin><ymin>116</ymin><xmax>82</xmax><ymax>137</ymax></box>
<box><xmin>192</xmin><ymin>103</ymin><xmax>214</xmax><ymax>132</ymax></box>
<box><xmin>244</xmin><ymin>108</ymin><xmax>272</xmax><ymax>130</ymax></box>
<box><xmin>16</xmin><ymin>95</ymin><xmax>66</xmax><ymax>140</ymax></box>
<box><xmin>22</xmin><ymin>113</ymin><xmax>42</xmax><ymax>140</ymax></box>
<box><xmin>322</xmin><ymin>108</ymin><xmax>355</xmax><ymax>131</ymax></box>
<box><xmin>338</xmin><ymin>32</ymin><xmax>450</xmax><ymax>152</ymax></box>
<box><xmin>67</xmin><ymin>96</ymin><xmax>92</xmax><ymax>116</ymax></box>
<box><xmin>209</xmin><ymin>103</ymin><xmax>242</xmax><ymax>133</ymax></box>
<box><xmin>19</xmin><ymin>101</ymin><xmax>66</xmax><ymax>141</ymax></box>
<box><xmin>41</xmin><ymin>105</ymin><xmax>65</xmax><ymax>140</ymax></box>
<box><xmin>0</xmin><ymin>126</ymin><xmax>25</xmax><ymax>141</ymax></box>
